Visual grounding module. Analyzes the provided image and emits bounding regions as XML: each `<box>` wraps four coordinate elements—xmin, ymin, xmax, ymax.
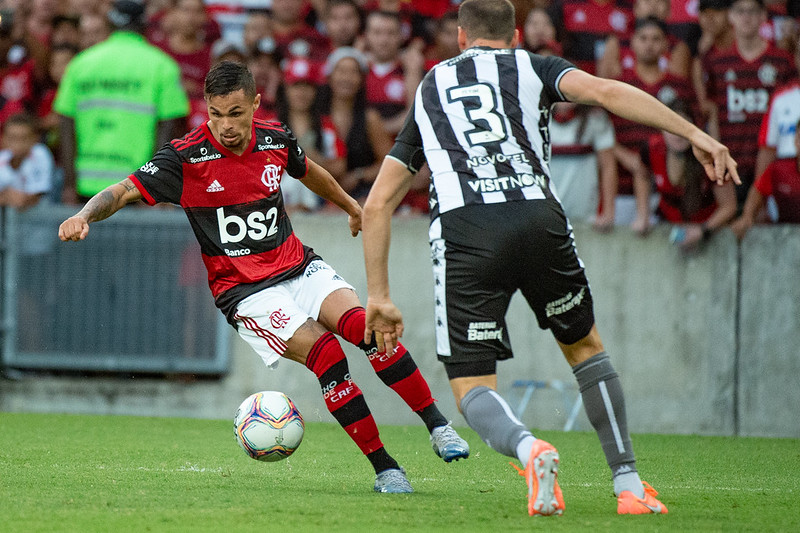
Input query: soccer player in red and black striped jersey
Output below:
<box><xmin>58</xmin><ymin>61</ymin><xmax>469</xmax><ymax>493</ymax></box>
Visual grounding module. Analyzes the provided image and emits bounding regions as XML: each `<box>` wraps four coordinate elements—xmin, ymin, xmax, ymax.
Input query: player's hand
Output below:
<box><xmin>364</xmin><ymin>297</ymin><xmax>404</xmax><ymax>354</ymax></box>
<box><xmin>348</xmin><ymin>206</ymin><xmax>363</xmax><ymax>237</ymax></box>
<box><xmin>690</xmin><ymin>133</ymin><xmax>740</xmax><ymax>186</ymax></box>
<box><xmin>58</xmin><ymin>215</ymin><xmax>90</xmax><ymax>241</ymax></box>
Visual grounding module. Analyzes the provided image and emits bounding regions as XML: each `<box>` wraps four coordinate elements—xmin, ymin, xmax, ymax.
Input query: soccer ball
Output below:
<box><xmin>233</xmin><ymin>391</ymin><xmax>305</xmax><ymax>462</ymax></box>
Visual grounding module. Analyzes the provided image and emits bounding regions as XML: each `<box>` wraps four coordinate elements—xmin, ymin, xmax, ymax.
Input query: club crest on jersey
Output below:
<box><xmin>269</xmin><ymin>309</ymin><xmax>290</xmax><ymax>329</ymax></box>
<box><xmin>261</xmin><ymin>164</ymin><xmax>283</xmax><ymax>192</ymax></box>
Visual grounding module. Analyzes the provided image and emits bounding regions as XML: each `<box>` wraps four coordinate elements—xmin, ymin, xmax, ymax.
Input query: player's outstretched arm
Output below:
<box><xmin>301</xmin><ymin>158</ymin><xmax>363</xmax><ymax>236</ymax></box>
<box><xmin>58</xmin><ymin>178</ymin><xmax>143</xmax><ymax>241</ymax></box>
<box><xmin>362</xmin><ymin>156</ymin><xmax>415</xmax><ymax>353</ymax></box>
<box><xmin>558</xmin><ymin>69</ymin><xmax>740</xmax><ymax>186</ymax></box>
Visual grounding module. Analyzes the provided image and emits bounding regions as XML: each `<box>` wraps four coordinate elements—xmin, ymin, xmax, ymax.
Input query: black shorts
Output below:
<box><xmin>431</xmin><ymin>199</ymin><xmax>594</xmax><ymax>376</ymax></box>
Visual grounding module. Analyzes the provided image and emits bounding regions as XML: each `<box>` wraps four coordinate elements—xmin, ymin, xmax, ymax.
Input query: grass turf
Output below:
<box><xmin>1</xmin><ymin>412</ymin><xmax>798</xmax><ymax>532</ymax></box>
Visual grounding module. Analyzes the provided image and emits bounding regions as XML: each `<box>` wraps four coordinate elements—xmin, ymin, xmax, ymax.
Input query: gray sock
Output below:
<box><xmin>572</xmin><ymin>352</ymin><xmax>638</xmax><ymax>485</ymax></box>
<box><xmin>460</xmin><ymin>386</ymin><xmax>532</xmax><ymax>458</ymax></box>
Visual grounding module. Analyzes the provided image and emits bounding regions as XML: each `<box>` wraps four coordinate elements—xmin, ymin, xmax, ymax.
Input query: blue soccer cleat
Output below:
<box><xmin>430</xmin><ymin>423</ymin><xmax>470</xmax><ymax>462</ymax></box>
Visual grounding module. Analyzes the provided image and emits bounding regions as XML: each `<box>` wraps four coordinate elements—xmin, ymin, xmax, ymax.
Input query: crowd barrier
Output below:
<box><xmin>1</xmin><ymin>207</ymin><xmax>798</xmax><ymax>438</ymax></box>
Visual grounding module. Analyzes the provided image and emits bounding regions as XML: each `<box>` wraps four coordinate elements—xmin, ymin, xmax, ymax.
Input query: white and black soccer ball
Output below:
<box><xmin>233</xmin><ymin>391</ymin><xmax>305</xmax><ymax>462</ymax></box>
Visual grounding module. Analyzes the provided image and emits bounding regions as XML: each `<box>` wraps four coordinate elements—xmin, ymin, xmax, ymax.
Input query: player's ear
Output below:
<box><xmin>457</xmin><ymin>26</ymin><xmax>468</xmax><ymax>51</ymax></box>
<box><xmin>509</xmin><ymin>28</ymin><xmax>519</xmax><ymax>48</ymax></box>
<box><xmin>252</xmin><ymin>92</ymin><xmax>261</xmax><ymax>110</ymax></box>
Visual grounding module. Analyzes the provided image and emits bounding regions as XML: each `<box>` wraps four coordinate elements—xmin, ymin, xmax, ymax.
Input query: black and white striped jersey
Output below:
<box><xmin>389</xmin><ymin>46</ymin><xmax>576</xmax><ymax>219</ymax></box>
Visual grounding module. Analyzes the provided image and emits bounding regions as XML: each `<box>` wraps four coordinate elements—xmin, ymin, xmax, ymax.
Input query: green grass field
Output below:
<box><xmin>1</xmin><ymin>412</ymin><xmax>798</xmax><ymax>532</ymax></box>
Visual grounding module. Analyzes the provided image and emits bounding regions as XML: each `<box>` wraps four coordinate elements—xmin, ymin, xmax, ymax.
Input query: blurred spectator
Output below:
<box><xmin>249</xmin><ymin>37</ymin><xmax>282</xmax><ymax>120</ymax></box>
<box><xmin>522</xmin><ymin>7</ymin><xmax>559</xmax><ymax>54</ymax></box>
<box><xmin>145</xmin><ymin>0</ymin><xmax>220</xmax><ymax>46</ymax></box>
<box><xmin>51</xmin><ymin>14</ymin><xmax>81</xmax><ymax>48</ymax></box>
<box><xmin>363</xmin><ymin>10</ymin><xmax>423</xmax><ymax>135</ymax></box>
<box><xmin>275</xmin><ymin>57</ymin><xmax>346</xmax><ymax>212</ymax></box>
<box><xmin>548</xmin><ymin>0</ymin><xmax>633</xmax><ymax>74</ymax></box>
<box><xmin>0</xmin><ymin>112</ymin><xmax>53</xmax><ymax>210</ymax></box>
<box><xmin>732</xmin><ymin>118</ymin><xmax>800</xmax><ymax>238</ymax></box>
<box><xmin>692</xmin><ymin>0</ymin><xmax>734</xmax><ymax>130</ymax></box>
<box><xmin>549</xmin><ymin>102</ymin><xmax>618</xmax><ymax>231</ymax></box>
<box><xmin>612</xmin><ymin>16</ymin><xmax>697</xmax><ymax>233</ymax></box>
<box><xmin>22</xmin><ymin>0</ymin><xmax>60</xmax><ymax>47</ymax></box>
<box><xmin>37</xmin><ymin>43</ymin><xmax>78</xmax><ymax>158</ymax></box>
<box><xmin>79</xmin><ymin>10</ymin><xmax>111</xmax><ymax>50</ymax></box>
<box><xmin>319</xmin><ymin>46</ymin><xmax>392</xmax><ymax>202</ymax></box>
<box><xmin>422</xmin><ymin>9</ymin><xmax>460</xmax><ymax>70</ymax></box>
<box><xmin>211</xmin><ymin>38</ymin><xmax>246</xmax><ymax>64</ymax></box>
<box><xmin>323</xmin><ymin>0</ymin><xmax>364</xmax><ymax>50</ymax></box>
<box><xmin>598</xmin><ymin>0</ymin><xmax>692</xmax><ymax>79</ymax></box>
<box><xmin>755</xmin><ymin>35</ymin><xmax>800</xmax><ymax>179</ymax></box>
<box><xmin>361</xmin><ymin>0</ymin><xmax>416</xmax><ymax>43</ymax></box>
<box><xmin>0</xmin><ymin>11</ymin><xmax>37</xmax><ymax>114</ymax></box>
<box><xmin>666</xmin><ymin>0</ymin><xmax>703</xmax><ymax>49</ymax></box>
<box><xmin>242</xmin><ymin>10</ymin><xmax>272</xmax><ymax>53</ymax></box>
<box><xmin>271</xmin><ymin>0</ymin><xmax>331</xmax><ymax>63</ymax></box>
<box><xmin>649</xmin><ymin>100</ymin><xmax>738</xmax><ymax>250</ymax></box>
<box><xmin>54</xmin><ymin>0</ymin><xmax>189</xmax><ymax>203</ymax></box>
<box><xmin>66</xmin><ymin>0</ymin><xmax>108</xmax><ymax>18</ymax></box>
<box><xmin>703</xmin><ymin>0</ymin><xmax>795</xmax><ymax>207</ymax></box>
<box><xmin>153</xmin><ymin>0</ymin><xmax>211</xmax><ymax>100</ymax></box>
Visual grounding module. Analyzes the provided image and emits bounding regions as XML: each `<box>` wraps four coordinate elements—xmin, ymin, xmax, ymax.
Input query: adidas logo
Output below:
<box><xmin>206</xmin><ymin>180</ymin><xmax>224</xmax><ymax>192</ymax></box>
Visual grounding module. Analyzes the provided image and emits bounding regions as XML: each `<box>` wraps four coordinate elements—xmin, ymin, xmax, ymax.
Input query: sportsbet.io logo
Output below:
<box><xmin>139</xmin><ymin>162</ymin><xmax>159</xmax><ymax>175</ymax></box>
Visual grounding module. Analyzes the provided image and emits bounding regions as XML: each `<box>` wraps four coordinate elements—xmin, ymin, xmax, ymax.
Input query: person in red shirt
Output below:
<box><xmin>271</xmin><ymin>0</ymin><xmax>331</xmax><ymax>63</ymax></box>
<box><xmin>57</xmin><ymin>60</ymin><xmax>469</xmax><ymax>493</ymax></box>
<box><xmin>732</xmin><ymin>118</ymin><xmax>800</xmax><ymax>238</ymax></box>
<box><xmin>703</xmin><ymin>0</ymin><xmax>795</xmax><ymax>206</ymax></box>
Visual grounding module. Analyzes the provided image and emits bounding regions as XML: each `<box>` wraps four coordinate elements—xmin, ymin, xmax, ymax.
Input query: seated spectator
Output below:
<box><xmin>422</xmin><ymin>9</ymin><xmax>459</xmax><ymax>70</ymax></box>
<box><xmin>323</xmin><ymin>0</ymin><xmax>364</xmax><ymax>50</ymax></box>
<box><xmin>36</xmin><ymin>43</ymin><xmax>78</xmax><ymax>160</ymax></box>
<box><xmin>51</xmin><ymin>14</ymin><xmax>81</xmax><ymax>48</ymax></box>
<box><xmin>0</xmin><ymin>113</ymin><xmax>54</xmax><ymax>210</ymax></box>
<box><xmin>611</xmin><ymin>17</ymin><xmax>696</xmax><ymax>233</ymax></box>
<box><xmin>666</xmin><ymin>0</ymin><xmax>702</xmax><ymax>49</ymax></box>
<box><xmin>273</xmin><ymin>58</ymin><xmax>346</xmax><ymax>212</ymax></box>
<box><xmin>0</xmin><ymin>13</ymin><xmax>37</xmax><ymax>114</ymax></box>
<box><xmin>242</xmin><ymin>10</ymin><xmax>272</xmax><ymax>53</ymax></box>
<box><xmin>319</xmin><ymin>46</ymin><xmax>393</xmax><ymax>202</ymax></box>
<box><xmin>153</xmin><ymin>0</ymin><xmax>212</xmax><ymax>101</ymax></box>
<box><xmin>598</xmin><ymin>0</ymin><xmax>692</xmax><ymax>79</ymax></box>
<box><xmin>271</xmin><ymin>0</ymin><xmax>331</xmax><ymax>63</ymax></box>
<box><xmin>732</xmin><ymin>119</ymin><xmax>800</xmax><ymax>238</ymax></box>
<box><xmin>211</xmin><ymin>39</ymin><xmax>246</xmax><ymax>64</ymax></box>
<box><xmin>550</xmin><ymin>102</ymin><xmax>618</xmax><ymax>231</ymax></box>
<box><xmin>78</xmin><ymin>10</ymin><xmax>110</xmax><ymax>50</ymax></box>
<box><xmin>649</xmin><ymin>101</ymin><xmax>737</xmax><ymax>250</ymax></box>
<box><xmin>363</xmin><ymin>10</ymin><xmax>423</xmax><ymax>135</ymax></box>
<box><xmin>249</xmin><ymin>37</ymin><xmax>282</xmax><ymax>120</ymax></box>
<box><xmin>522</xmin><ymin>7</ymin><xmax>559</xmax><ymax>55</ymax></box>
<box><xmin>548</xmin><ymin>0</ymin><xmax>633</xmax><ymax>74</ymax></box>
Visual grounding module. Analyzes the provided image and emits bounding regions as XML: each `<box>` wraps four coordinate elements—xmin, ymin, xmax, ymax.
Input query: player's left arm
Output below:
<box><xmin>558</xmin><ymin>69</ymin><xmax>740</xmax><ymax>186</ymax></box>
<box><xmin>301</xmin><ymin>158</ymin><xmax>363</xmax><ymax>236</ymax></box>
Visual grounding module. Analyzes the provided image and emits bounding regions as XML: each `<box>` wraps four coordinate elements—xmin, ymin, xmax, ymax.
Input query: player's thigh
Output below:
<box><xmin>294</xmin><ymin>260</ymin><xmax>358</xmax><ymax>331</ymax></box>
<box><xmin>431</xmin><ymin>234</ymin><xmax>515</xmax><ymax>366</ymax></box>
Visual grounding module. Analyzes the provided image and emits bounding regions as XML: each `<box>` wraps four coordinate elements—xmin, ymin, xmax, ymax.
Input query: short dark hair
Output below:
<box><xmin>458</xmin><ymin>0</ymin><xmax>515</xmax><ymax>43</ymax></box>
<box><xmin>634</xmin><ymin>16</ymin><xmax>668</xmax><ymax>36</ymax></box>
<box><xmin>204</xmin><ymin>60</ymin><xmax>257</xmax><ymax>99</ymax></box>
<box><xmin>4</xmin><ymin>112</ymin><xmax>39</xmax><ymax>134</ymax></box>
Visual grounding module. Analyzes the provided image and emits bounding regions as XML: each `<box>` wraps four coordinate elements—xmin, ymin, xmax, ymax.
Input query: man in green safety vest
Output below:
<box><xmin>55</xmin><ymin>0</ymin><xmax>189</xmax><ymax>203</ymax></box>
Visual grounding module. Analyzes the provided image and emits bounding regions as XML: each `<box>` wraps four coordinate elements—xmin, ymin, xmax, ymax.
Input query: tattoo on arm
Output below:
<box><xmin>78</xmin><ymin>179</ymin><xmax>137</xmax><ymax>222</ymax></box>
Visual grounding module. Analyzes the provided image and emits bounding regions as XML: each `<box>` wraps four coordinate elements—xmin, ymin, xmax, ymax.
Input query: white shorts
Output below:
<box><xmin>233</xmin><ymin>260</ymin><xmax>355</xmax><ymax>368</ymax></box>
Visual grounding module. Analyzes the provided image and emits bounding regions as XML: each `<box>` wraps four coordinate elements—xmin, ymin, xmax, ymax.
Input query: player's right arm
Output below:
<box><xmin>58</xmin><ymin>178</ymin><xmax>143</xmax><ymax>241</ymax></box>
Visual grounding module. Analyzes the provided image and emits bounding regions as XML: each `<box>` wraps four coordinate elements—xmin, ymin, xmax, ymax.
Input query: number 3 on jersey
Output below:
<box><xmin>447</xmin><ymin>83</ymin><xmax>508</xmax><ymax>146</ymax></box>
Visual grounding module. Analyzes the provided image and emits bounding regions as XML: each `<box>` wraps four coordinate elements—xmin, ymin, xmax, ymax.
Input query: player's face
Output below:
<box><xmin>206</xmin><ymin>89</ymin><xmax>261</xmax><ymax>153</ymax></box>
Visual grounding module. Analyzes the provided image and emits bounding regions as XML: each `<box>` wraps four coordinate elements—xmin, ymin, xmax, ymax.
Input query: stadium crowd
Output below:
<box><xmin>0</xmin><ymin>0</ymin><xmax>799</xmax><ymax>244</ymax></box>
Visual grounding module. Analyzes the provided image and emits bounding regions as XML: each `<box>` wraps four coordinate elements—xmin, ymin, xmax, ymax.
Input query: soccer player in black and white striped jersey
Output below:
<box><xmin>362</xmin><ymin>0</ymin><xmax>739</xmax><ymax>517</ymax></box>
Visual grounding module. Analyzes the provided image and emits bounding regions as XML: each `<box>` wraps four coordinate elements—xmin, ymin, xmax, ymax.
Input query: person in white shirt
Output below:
<box><xmin>0</xmin><ymin>113</ymin><xmax>54</xmax><ymax>211</ymax></box>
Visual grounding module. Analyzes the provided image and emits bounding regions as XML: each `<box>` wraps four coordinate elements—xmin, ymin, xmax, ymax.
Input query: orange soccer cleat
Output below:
<box><xmin>512</xmin><ymin>439</ymin><xmax>565</xmax><ymax>516</ymax></box>
<box><xmin>617</xmin><ymin>481</ymin><xmax>669</xmax><ymax>515</ymax></box>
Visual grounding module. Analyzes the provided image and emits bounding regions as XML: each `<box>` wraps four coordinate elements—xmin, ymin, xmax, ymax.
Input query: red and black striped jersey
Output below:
<box><xmin>130</xmin><ymin>119</ymin><xmax>320</xmax><ymax>321</ymax></box>
<box><xmin>703</xmin><ymin>42</ymin><xmax>795</xmax><ymax>182</ymax></box>
<box><xmin>366</xmin><ymin>60</ymin><xmax>408</xmax><ymax>121</ymax></box>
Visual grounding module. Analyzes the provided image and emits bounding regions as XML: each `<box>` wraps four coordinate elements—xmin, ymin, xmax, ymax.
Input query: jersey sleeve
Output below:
<box><xmin>387</xmin><ymin>101</ymin><xmax>426</xmax><ymax>173</ymax></box>
<box><xmin>129</xmin><ymin>143</ymin><xmax>184</xmax><ymax>205</ymax></box>
<box><xmin>282</xmin><ymin>123</ymin><xmax>309</xmax><ymax>178</ymax></box>
<box><xmin>156</xmin><ymin>56</ymin><xmax>190</xmax><ymax>120</ymax></box>
<box><xmin>532</xmin><ymin>54</ymin><xmax>577</xmax><ymax>104</ymax></box>
<box><xmin>754</xmin><ymin>164</ymin><xmax>774</xmax><ymax>198</ymax></box>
